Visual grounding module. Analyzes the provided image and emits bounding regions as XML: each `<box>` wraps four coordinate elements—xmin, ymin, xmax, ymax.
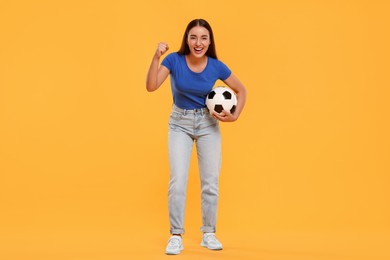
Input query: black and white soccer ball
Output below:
<box><xmin>206</xmin><ymin>86</ymin><xmax>237</xmax><ymax>114</ymax></box>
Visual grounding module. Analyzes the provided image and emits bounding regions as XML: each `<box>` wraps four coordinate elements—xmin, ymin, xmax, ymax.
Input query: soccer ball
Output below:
<box><xmin>206</xmin><ymin>86</ymin><xmax>237</xmax><ymax>114</ymax></box>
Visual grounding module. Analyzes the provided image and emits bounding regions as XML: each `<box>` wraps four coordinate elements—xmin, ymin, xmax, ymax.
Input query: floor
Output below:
<box><xmin>1</xmin><ymin>230</ymin><xmax>389</xmax><ymax>260</ymax></box>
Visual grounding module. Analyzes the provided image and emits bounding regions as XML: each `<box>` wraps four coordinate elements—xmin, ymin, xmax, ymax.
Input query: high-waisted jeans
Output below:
<box><xmin>168</xmin><ymin>104</ymin><xmax>221</xmax><ymax>234</ymax></box>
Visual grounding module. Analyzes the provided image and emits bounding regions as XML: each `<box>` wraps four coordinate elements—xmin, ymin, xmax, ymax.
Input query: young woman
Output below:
<box><xmin>146</xmin><ymin>19</ymin><xmax>246</xmax><ymax>255</ymax></box>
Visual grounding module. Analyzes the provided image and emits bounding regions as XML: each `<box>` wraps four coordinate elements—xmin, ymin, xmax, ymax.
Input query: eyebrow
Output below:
<box><xmin>189</xmin><ymin>34</ymin><xmax>209</xmax><ymax>37</ymax></box>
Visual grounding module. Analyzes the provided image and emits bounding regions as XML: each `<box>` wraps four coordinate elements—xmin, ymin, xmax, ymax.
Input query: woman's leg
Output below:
<box><xmin>196</xmin><ymin>121</ymin><xmax>221</xmax><ymax>233</ymax></box>
<box><xmin>168</xmin><ymin>117</ymin><xmax>194</xmax><ymax>235</ymax></box>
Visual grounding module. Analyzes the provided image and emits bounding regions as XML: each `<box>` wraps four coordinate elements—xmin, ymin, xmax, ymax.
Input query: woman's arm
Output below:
<box><xmin>213</xmin><ymin>74</ymin><xmax>247</xmax><ymax>122</ymax></box>
<box><xmin>146</xmin><ymin>42</ymin><xmax>170</xmax><ymax>92</ymax></box>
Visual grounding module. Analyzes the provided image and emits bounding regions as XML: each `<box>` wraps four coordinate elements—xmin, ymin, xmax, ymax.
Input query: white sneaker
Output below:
<box><xmin>165</xmin><ymin>235</ymin><xmax>184</xmax><ymax>255</ymax></box>
<box><xmin>201</xmin><ymin>233</ymin><xmax>223</xmax><ymax>250</ymax></box>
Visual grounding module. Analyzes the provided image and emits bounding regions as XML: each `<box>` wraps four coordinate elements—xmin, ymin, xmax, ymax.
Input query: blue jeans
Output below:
<box><xmin>168</xmin><ymin>104</ymin><xmax>221</xmax><ymax>234</ymax></box>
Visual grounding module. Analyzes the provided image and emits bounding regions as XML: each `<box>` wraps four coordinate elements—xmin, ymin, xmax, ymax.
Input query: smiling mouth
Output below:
<box><xmin>194</xmin><ymin>47</ymin><xmax>203</xmax><ymax>53</ymax></box>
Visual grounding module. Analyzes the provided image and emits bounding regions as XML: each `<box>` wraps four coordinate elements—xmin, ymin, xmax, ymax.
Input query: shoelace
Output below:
<box><xmin>168</xmin><ymin>237</ymin><xmax>181</xmax><ymax>246</ymax></box>
<box><xmin>205</xmin><ymin>234</ymin><xmax>217</xmax><ymax>242</ymax></box>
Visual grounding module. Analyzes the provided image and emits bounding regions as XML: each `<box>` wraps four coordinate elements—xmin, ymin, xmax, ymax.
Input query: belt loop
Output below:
<box><xmin>183</xmin><ymin>108</ymin><xmax>187</xmax><ymax>116</ymax></box>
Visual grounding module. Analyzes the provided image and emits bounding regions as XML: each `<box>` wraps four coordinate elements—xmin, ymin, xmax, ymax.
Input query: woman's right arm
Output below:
<box><xmin>146</xmin><ymin>42</ymin><xmax>170</xmax><ymax>92</ymax></box>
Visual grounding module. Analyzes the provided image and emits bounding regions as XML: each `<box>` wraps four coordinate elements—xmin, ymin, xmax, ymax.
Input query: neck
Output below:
<box><xmin>186</xmin><ymin>54</ymin><xmax>207</xmax><ymax>65</ymax></box>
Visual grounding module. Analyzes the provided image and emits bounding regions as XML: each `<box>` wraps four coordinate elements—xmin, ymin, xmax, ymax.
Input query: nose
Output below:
<box><xmin>196</xmin><ymin>39</ymin><xmax>201</xmax><ymax>46</ymax></box>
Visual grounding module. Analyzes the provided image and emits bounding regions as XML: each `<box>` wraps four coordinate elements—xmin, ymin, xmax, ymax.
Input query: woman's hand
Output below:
<box><xmin>212</xmin><ymin>110</ymin><xmax>238</xmax><ymax>122</ymax></box>
<box><xmin>155</xmin><ymin>42</ymin><xmax>169</xmax><ymax>58</ymax></box>
<box><xmin>220</xmin><ymin>74</ymin><xmax>247</xmax><ymax>122</ymax></box>
<box><xmin>146</xmin><ymin>42</ymin><xmax>170</xmax><ymax>92</ymax></box>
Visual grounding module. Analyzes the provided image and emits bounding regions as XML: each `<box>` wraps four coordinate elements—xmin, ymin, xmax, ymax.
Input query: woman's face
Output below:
<box><xmin>187</xmin><ymin>26</ymin><xmax>211</xmax><ymax>58</ymax></box>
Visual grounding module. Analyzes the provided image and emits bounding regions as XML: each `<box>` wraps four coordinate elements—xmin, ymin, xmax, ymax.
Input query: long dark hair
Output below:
<box><xmin>177</xmin><ymin>19</ymin><xmax>218</xmax><ymax>59</ymax></box>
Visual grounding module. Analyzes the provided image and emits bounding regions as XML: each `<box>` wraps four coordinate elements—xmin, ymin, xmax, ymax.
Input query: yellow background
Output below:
<box><xmin>1</xmin><ymin>0</ymin><xmax>389</xmax><ymax>259</ymax></box>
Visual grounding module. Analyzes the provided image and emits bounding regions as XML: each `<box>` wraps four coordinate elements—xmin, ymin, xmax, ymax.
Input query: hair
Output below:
<box><xmin>177</xmin><ymin>19</ymin><xmax>218</xmax><ymax>59</ymax></box>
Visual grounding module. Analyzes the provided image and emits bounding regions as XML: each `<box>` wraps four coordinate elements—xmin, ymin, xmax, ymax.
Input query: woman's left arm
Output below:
<box><xmin>213</xmin><ymin>74</ymin><xmax>247</xmax><ymax>122</ymax></box>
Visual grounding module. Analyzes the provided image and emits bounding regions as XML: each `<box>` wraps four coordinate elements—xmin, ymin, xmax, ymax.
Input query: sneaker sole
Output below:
<box><xmin>165</xmin><ymin>246</ymin><xmax>184</xmax><ymax>255</ymax></box>
<box><xmin>200</xmin><ymin>242</ymin><xmax>223</xmax><ymax>250</ymax></box>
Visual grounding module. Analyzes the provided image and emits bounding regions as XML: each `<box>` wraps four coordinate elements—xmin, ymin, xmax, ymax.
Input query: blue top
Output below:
<box><xmin>161</xmin><ymin>52</ymin><xmax>232</xmax><ymax>109</ymax></box>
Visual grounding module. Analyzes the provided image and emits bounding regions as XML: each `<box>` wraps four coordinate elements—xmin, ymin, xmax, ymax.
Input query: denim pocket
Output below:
<box><xmin>170</xmin><ymin>111</ymin><xmax>183</xmax><ymax>120</ymax></box>
<box><xmin>169</xmin><ymin>111</ymin><xmax>183</xmax><ymax>130</ymax></box>
<box><xmin>206</xmin><ymin>113</ymin><xmax>218</xmax><ymax>124</ymax></box>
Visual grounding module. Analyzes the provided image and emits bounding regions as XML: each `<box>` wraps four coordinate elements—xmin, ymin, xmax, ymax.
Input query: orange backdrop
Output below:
<box><xmin>0</xmin><ymin>0</ymin><xmax>389</xmax><ymax>258</ymax></box>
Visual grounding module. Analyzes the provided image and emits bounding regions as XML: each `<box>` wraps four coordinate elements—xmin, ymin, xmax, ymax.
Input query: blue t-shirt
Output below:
<box><xmin>161</xmin><ymin>52</ymin><xmax>232</xmax><ymax>109</ymax></box>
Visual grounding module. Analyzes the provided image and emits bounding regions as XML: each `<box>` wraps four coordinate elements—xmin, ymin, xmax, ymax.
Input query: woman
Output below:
<box><xmin>146</xmin><ymin>18</ymin><xmax>246</xmax><ymax>255</ymax></box>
